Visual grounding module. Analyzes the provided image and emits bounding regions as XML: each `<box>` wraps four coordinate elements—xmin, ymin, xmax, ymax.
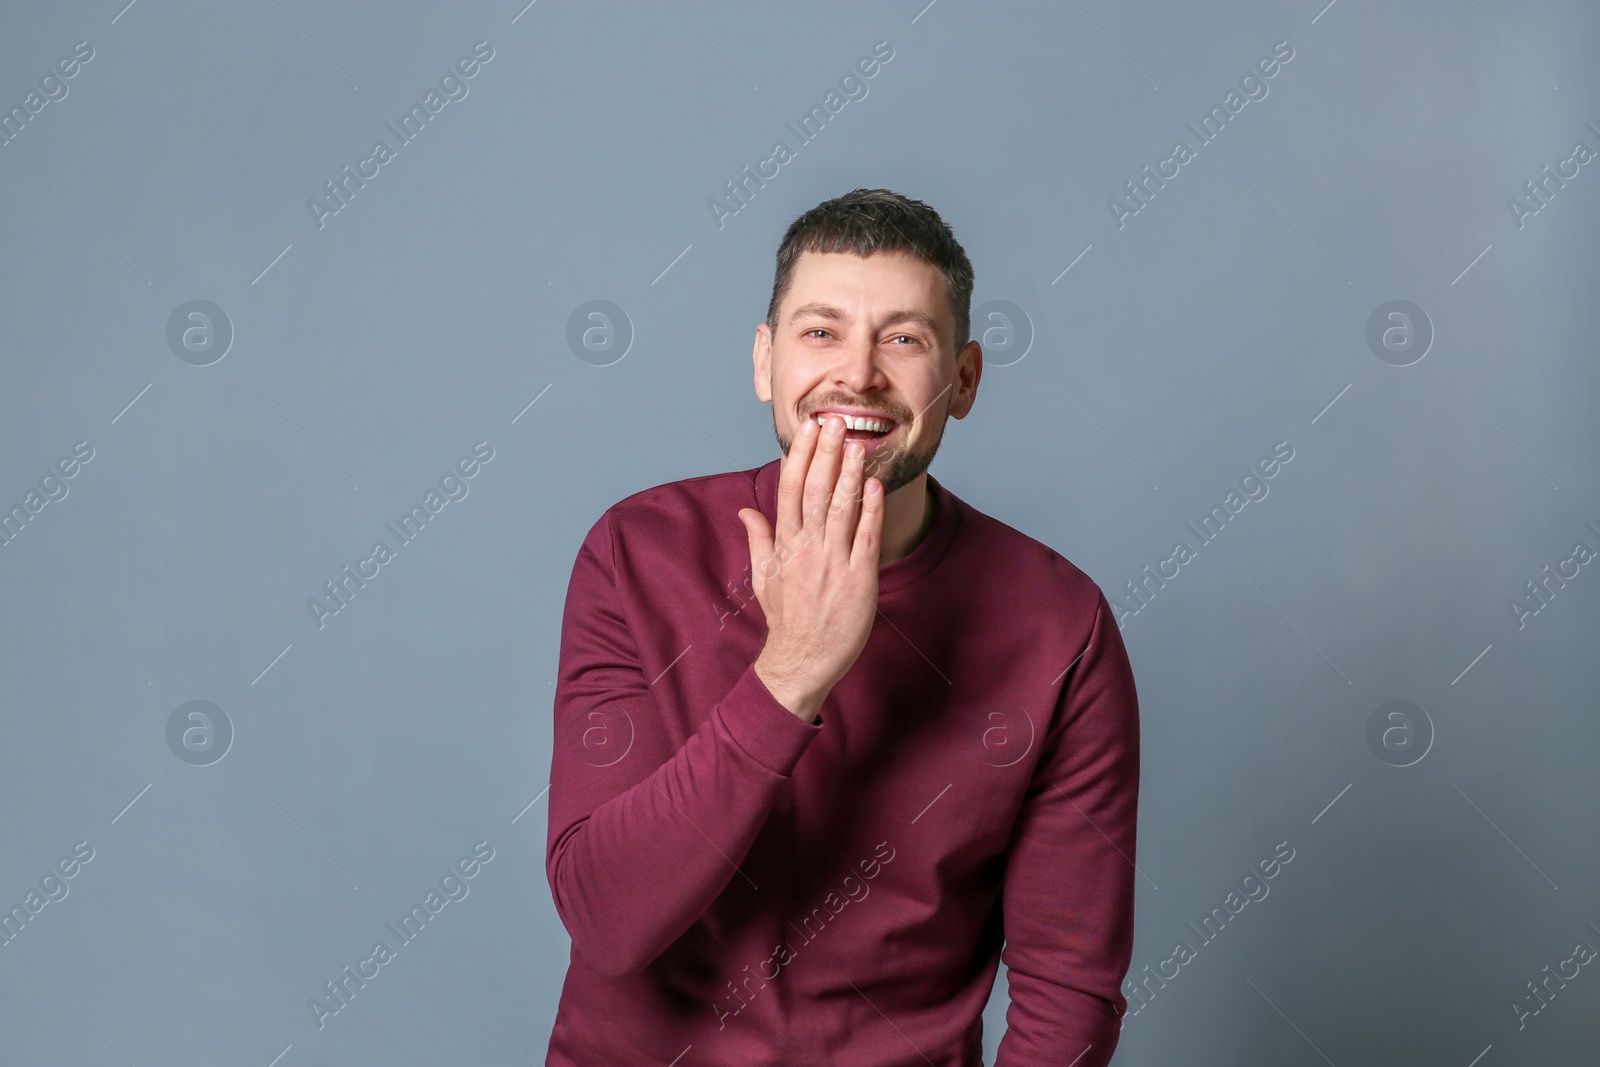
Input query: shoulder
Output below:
<box><xmin>575</xmin><ymin>466</ymin><xmax>760</xmax><ymax>583</ymax></box>
<box><xmin>947</xmin><ymin>489</ymin><xmax>1108</xmax><ymax>615</ymax></box>
<box><xmin>601</xmin><ymin>466</ymin><xmax>758</xmax><ymax>531</ymax></box>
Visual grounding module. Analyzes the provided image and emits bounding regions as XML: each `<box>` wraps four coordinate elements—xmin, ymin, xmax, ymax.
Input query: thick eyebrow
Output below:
<box><xmin>788</xmin><ymin>302</ymin><xmax>941</xmax><ymax>336</ymax></box>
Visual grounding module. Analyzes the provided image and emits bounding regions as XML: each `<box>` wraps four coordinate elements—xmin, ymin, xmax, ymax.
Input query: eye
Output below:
<box><xmin>887</xmin><ymin>334</ymin><xmax>919</xmax><ymax>345</ymax></box>
<box><xmin>804</xmin><ymin>328</ymin><xmax>831</xmax><ymax>339</ymax></box>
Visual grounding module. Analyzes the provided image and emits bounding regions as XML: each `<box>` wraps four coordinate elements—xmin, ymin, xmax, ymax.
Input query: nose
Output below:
<box><xmin>831</xmin><ymin>334</ymin><xmax>887</xmax><ymax>395</ymax></box>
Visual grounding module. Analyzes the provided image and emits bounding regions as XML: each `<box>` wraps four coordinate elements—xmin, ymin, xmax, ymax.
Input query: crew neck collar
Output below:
<box><xmin>752</xmin><ymin>458</ymin><xmax>963</xmax><ymax>594</ymax></box>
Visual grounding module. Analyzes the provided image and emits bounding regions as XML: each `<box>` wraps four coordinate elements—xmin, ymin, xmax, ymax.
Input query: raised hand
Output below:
<box><xmin>736</xmin><ymin>413</ymin><xmax>886</xmax><ymax>723</ymax></box>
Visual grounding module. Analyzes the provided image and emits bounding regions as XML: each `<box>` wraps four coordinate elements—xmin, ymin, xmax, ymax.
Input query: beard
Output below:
<box><xmin>774</xmin><ymin>391</ymin><xmax>951</xmax><ymax>498</ymax></box>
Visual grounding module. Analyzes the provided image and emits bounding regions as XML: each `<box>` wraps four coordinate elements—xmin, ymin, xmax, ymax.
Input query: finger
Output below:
<box><xmin>739</xmin><ymin>508</ymin><xmax>780</xmax><ymax>609</ymax></box>
<box><xmin>737</xmin><ymin>507</ymin><xmax>774</xmax><ymax>588</ymax></box>
<box><xmin>826</xmin><ymin>440</ymin><xmax>866</xmax><ymax>559</ymax></box>
<box><xmin>804</xmin><ymin>413</ymin><xmax>846</xmax><ymax>536</ymax></box>
<box><xmin>850</xmin><ymin>475</ymin><xmax>885</xmax><ymax>570</ymax></box>
<box><xmin>776</xmin><ymin>415</ymin><xmax>818</xmax><ymax>540</ymax></box>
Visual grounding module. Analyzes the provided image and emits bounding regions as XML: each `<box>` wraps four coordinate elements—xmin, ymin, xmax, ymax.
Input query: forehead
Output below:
<box><xmin>780</xmin><ymin>249</ymin><xmax>950</xmax><ymax>329</ymax></box>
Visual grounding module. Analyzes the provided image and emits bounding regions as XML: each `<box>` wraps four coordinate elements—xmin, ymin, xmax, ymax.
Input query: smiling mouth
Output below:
<box><xmin>809</xmin><ymin>411</ymin><xmax>899</xmax><ymax>443</ymax></box>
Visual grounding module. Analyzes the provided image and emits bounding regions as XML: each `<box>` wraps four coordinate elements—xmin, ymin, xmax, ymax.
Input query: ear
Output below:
<box><xmin>949</xmin><ymin>338</ymin><xmax>983</xmax><ymax>419</ymax></box>
<box><xmin>753</xmin><ymin>321</ymin><xmax>773</xmax><ymax>404</ymax></box>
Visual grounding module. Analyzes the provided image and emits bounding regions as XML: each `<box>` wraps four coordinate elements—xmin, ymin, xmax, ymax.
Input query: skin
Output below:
<box><xmin>736</xmin><ymin>249</ymin><xmax>983</xmax><ymax>722</ymax></box>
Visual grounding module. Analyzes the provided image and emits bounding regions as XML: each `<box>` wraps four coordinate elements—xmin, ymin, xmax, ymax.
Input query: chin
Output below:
<box><xmin>772</xmin><ymin>421</ymin><xmax>942</xmax><ymax>499</ymax></box>
<box><xmin>865</xmin><ymin>447</ymin><xmax>936</xmax><ymax>497</ymax></box>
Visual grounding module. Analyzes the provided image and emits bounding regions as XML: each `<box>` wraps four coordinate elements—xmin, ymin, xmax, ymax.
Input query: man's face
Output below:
<box><xmin>753</xmin><ymin>249</ymin><xmax>981</xmax><ymax>497</ymax></box>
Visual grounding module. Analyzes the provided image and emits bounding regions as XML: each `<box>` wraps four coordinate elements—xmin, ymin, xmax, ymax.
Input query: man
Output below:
<box><xmin>545</xmin><ymin>188</ymin><xmax>1140</xmax><ymax>1066</ymax></box>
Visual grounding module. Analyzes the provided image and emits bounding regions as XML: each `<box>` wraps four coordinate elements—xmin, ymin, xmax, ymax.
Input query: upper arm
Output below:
<box><xmin>998</xmin><ymin>592</ymin><xmax>1141</xmax><ymax>1047</ymax></box>
<box><xmin>546</xmin><ymin>512</ymin><xmax>670</xmax><ymax>874</ymax></box>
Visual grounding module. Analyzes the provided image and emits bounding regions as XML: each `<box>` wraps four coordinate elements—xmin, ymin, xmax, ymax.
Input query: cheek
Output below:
<box><xmin>901</xmin><ymin>396</ymin><xmax>932</xmax><ymax>436</ymax></box>
<box><xmin>784</xmin><ymin>411</ymin><xmax>814</xmax><ymax>445</ymax></box>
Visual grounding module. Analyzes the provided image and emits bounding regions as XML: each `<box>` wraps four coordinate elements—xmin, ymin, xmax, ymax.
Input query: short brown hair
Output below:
<box><xmin>766</xmin><ymin>188</ymin><xmax>975</xmax><ymax>351</ymax></box>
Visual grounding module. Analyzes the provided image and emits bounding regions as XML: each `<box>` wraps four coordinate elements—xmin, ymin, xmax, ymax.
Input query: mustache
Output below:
<box><xmin>802</xmin><ymin>401</ymin><xmax>907</xmax><ymax>423</ymax></box>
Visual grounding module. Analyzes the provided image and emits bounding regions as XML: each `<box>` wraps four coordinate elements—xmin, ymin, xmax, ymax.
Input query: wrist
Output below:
<box><xmin>753</xmin><ymin>652</ymin><xmax>826</xmax><ymax>723</ymax></box>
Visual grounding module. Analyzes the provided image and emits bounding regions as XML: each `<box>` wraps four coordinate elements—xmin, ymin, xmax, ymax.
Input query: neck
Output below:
<box><xmin>879</xmin><ymin>473</ymin><xmax>935</xmax><ymax>566</ymax></box>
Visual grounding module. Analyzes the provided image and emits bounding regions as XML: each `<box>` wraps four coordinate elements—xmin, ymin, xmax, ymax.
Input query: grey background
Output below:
<box><xmin>2</xmin><ymin>0</ymin><xmax>1596</xmax><ymax>1064</ymax></box>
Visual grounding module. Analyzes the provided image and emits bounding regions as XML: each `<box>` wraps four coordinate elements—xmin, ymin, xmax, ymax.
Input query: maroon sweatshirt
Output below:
<box><xmin>545</xmin><ymin>457</ymin><xmax>1140</xmax><ymax>1066</ymax></box>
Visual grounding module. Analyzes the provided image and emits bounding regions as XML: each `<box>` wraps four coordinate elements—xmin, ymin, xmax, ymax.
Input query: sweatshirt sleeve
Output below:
<box><xmin>995</xmin><ymin>591</ymin><xmax>1141</xmax><ymax>1067</ymax></box>
<box><xmin>545</xmin><ymin>511</ymin><xmax>825</xmax><ymax>979</ymax></box>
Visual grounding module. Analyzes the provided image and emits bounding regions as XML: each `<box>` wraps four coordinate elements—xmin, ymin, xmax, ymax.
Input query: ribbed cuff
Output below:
<box><xmin>715</xmin><ymin>662</ymin><xmax>823</xmax><ymax>776</ymax></box>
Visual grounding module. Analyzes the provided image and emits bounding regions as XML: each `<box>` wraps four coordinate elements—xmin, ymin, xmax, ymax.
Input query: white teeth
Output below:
<box><xmin>814</xmin><ymin>412</ymin><xmax>894</xmax><ymax>433</ymax></box>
